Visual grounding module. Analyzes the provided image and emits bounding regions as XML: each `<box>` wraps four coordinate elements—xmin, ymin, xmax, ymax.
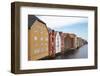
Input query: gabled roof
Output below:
<box><xmin>48</xmin><ymin>27</ymin><xmax>52</xmax><ymax>32</ymax></box>
<box><xmin>28</xmin><ymin>15</ymin><xmax>46</xmax><ymax>29</ymax></box>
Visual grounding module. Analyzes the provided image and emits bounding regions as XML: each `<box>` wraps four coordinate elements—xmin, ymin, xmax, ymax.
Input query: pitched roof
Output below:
<box><xmin>28</xmin><ymin>15</ymin><xmax>46</xmax><ymax>29</ymax></box>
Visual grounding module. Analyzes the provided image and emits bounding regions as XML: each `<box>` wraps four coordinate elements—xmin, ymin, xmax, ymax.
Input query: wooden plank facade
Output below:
<box><xmin>28</xmin><ymin>15</ymin><xmax>49</xmax><ymax>60</ymax></box>
<box><xmin>28</xmin><ymin>15</ymin><xmax>87</xmax><ymax>60</ymax></box>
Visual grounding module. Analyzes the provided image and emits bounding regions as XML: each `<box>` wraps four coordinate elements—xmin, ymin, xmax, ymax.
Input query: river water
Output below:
<box><xmin>55</xmin><ymin>44</ymin><xmax>88</xmax><ymax>59</ymax></box>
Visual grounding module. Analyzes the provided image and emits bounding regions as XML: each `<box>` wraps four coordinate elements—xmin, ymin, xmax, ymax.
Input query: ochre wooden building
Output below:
<box><xmin>28</xmin><ymin>15</ymin><xmax>49</xmax><ymax>60</ymax></box>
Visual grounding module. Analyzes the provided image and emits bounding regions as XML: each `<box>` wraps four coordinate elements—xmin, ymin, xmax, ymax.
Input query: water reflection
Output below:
<box><xmin>56</xmin><ymin>44</ymin><xmax>88</xmax><ymax>59</ymax></box>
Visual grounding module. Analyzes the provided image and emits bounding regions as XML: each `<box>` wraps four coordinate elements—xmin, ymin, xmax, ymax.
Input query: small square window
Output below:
<box><xmin>40</xmin><ymin>37</ymin><xmax>43</xmax><ymax>41</ymax></box>
<box><xmin>34</xmin><ymin>36</ymin><xmax>37</xmax><ymax>40</ymax></box>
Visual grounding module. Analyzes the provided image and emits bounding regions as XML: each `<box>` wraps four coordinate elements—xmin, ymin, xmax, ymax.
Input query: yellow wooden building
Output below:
<box><xmin>28</xmin><ymin>15</ymin><xmax>49</xmax><ymax>60</ymax></box>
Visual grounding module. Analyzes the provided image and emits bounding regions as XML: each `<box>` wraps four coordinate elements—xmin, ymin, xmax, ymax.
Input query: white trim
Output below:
<box><xmin>20</xmin><ymin>6</ymin><xmax>95</xmax><ymax>70</ymax></box>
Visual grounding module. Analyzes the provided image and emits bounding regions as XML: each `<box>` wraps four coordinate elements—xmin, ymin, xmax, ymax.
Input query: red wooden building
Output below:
<box><xmin>48</xmin><ymin>28</ymin><xmax>56</xmax><ymax>57</ymax></box>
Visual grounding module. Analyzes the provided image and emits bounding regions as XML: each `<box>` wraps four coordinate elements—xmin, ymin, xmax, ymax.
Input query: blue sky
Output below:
<box><xmin>54</xmin><ymin>21</ymin><xmax>88</xmax><ymax>41</ymax></box>
<box><xmin>36</xmin><ymin>15</ymin><xmax>88</xmax><ymax>41</ymax></box>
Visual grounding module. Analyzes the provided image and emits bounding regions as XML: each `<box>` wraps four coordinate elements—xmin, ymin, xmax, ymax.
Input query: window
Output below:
<box><xmin>34</xmin><ymin>36</ymin><xmax>37</xmax><ymax>40</ymax></box>
<box><xmin>45</xmin><ymin>37</ymin><xmax>48</xmax><ymax>41</ymax></box>
<box><xmin>40</xmin><ymin>37</ymin><xmax>43</xmax><ymax>41</ymax></box>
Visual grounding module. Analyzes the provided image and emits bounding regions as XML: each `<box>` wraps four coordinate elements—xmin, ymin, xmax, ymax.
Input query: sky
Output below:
<box><xmin>36</xmin><ymin>15</ymin><xmax>88</xmax><ymax>41</ymax></box>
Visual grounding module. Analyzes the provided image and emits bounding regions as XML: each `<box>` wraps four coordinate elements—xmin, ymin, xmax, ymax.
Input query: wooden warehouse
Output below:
<box><xmin>59</xmin><ymin>32</ymin><xmax>65</xmax><ymax>54</ymax></box>
<box><xmin>77</xmin><ymin>37</ymin><xmax>84</xmax><ymax>48</ymax></box>
<box><xmin>64</xmin><ymin>33</ymin><xmax>77</xmax><ymax>51</ymax></box>
<box><xmin>28</xmin><ymin>15</ymin><xmax>49</xmax><ymax>60</ymax></box>
<box><xmin>77</xmin><ymin>37</ymin><xmax>88</xmax><ymax>48</ymax></box>
<box><xmin>48</xmin><ymin>28</ymin><xmax>56</xmax><ymax>57</ymax></box>
<box><xmin>77</xmin><ymin>37</ymin><xmax>81</xmax><ymax>48</ymax></box>
<box><xmin>55</xmin><ymin>32</ymin><xmax>61</xmax><ymax>54</ymax></box>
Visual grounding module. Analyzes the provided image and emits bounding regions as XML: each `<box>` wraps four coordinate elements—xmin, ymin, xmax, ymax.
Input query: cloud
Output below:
<box><xmin>36</xmin><ymin>15</ymin><xmax>88</xmax><ymax>29</ymax></box>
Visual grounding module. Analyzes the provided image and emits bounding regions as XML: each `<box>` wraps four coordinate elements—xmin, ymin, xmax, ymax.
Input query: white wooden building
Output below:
<box><xmin>55</xmin><ymin>32</ymin><xmax>61</xmax><ymax>53</ymax></box>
